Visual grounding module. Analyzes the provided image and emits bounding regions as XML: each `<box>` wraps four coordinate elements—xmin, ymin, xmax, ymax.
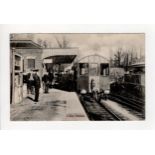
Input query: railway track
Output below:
<box><xmin>109</xmin><ymin>93</ymin><xmax>145</xmax><ymax>119</ymax></box>
<box><xmin>79</xmin><ymin>95</ymin><xmax>123</xmax><ymax>121</ymax></box>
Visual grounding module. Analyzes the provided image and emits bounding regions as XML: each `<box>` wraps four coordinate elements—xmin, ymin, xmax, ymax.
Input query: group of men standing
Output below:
<box><xmin>26</xmin><ymin>69</ymin><xmax>53</xmax><ymax>103</ymax></box>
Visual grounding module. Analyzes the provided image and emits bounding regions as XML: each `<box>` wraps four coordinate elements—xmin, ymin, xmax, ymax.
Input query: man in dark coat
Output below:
<box><xmin>42</xmin><ymin>72</ymin><xmax>49</xmax><ymax>93</ymax></box>
<box><xmin>48</xmin><ymin>71</ymin><xmax>54</xmax><ymax>87</ymax></box>
<box><xmin>33</xmin><ymin>69</ymin><xmax>41</xmax><ymax>102</ymax></box>
<box><xmin>27</xmin><ymin>72</ymin><xmax>34</xmax><ymax>95</ymax></box>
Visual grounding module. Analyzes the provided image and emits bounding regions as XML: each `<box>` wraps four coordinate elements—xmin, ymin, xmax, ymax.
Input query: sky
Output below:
<box><xmin>12</xmin><ymin>33</ymin><xmax>145</xmax><ymax>59</ymax></box>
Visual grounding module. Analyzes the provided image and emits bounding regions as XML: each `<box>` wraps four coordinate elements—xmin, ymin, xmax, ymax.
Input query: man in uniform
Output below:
<box><xmin>32</xmin><ymin>69</ymin><xmax>41</xmax><ymax>102</ymax></box>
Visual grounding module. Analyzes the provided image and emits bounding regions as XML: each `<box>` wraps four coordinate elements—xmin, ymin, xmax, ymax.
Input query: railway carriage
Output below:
<box><xmin>110</xmin><ymin>62</ymin><xmax>145</xmax><ymax>112</ymax></box>
<box><xmin>124</xmin><ymin>62</ymin><xmax>145</xmax><ymax>99</ymax></box>
<box><xmin>73</xmin><ymin>54</ymin><xmax>110</xmax><ymax>100</ymax></box>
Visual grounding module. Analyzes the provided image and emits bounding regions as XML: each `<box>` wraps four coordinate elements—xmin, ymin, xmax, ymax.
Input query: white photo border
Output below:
<box><xmin>0</xmin><ymin>24</ymin><xmax>154</xmax><ymax>129</ymax></box>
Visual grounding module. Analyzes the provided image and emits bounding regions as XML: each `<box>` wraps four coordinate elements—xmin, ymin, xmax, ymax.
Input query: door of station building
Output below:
<box><xmin>12</xmin><ymin>53</ymin><xmax>23</xmax><ymax>104</ymax></box>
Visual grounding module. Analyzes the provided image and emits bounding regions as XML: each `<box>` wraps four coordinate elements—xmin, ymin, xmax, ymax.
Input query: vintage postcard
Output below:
<box><xmin>10</xmin><ymin>33</ymin><xmax>145</xmax><ymax>121</ymax></box>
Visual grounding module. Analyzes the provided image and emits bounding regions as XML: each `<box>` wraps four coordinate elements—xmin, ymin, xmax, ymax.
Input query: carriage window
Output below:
<box><xmin>100</xmin><ymin>64</ymin><xmax>109</xmax><ymax>76</ymax></box>
<box><xmin>89</xmin><ymin>64</ymin><xmax>98</xmax><ymax>76</ymax></box>
<box><xmin>80</xmin><ymin>63</ymin><xmax>88</xmax><ymax>75</ymax></box>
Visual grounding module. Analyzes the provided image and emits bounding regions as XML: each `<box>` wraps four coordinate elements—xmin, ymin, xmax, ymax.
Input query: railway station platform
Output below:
<box><xmin>10</xmin><ymin>89</ymin><xmax>89</xmax><ymax>121</ymax></box>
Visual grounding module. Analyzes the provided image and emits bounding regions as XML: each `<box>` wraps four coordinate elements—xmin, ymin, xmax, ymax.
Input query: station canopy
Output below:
<box><xmin>44</xmin><ymin>55</ymin><xmax>76</xmax><ymax>64</ymax></box>
<box><xmin>10</xmin><ymin>40</ymin><xmax>41</xmax><ymax>49</ymax></box>
<box><xmin>43</xmin><ymin>48</ymin><xmax>78</xmax><ymax>64</ymax></box>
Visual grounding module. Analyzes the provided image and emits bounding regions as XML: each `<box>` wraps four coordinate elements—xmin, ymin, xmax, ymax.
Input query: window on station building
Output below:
<box><xmin>27</xmin><ymin>59</ymin><xmax>35</xmax><ymax>69</ymax></box>
<box><xmin>79</xmin><ymin>63</ymin><xmax>89</xmax><ymax>75</ymax></box>
<box><xmin>100</xmin><ymin>63</ymin><xmax>109</xmax><ymax>76</ymax></box>
<box><xmin>14</xmin><ymin>55</ymin><xmax>21</xmax><ymax>71</ymax></box>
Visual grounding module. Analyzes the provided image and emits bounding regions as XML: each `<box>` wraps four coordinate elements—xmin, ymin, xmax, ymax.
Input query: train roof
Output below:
<box><xmin>75</xmin><ymin>54</ymin><xmax>109</xmax><ymax>64</ymax></box>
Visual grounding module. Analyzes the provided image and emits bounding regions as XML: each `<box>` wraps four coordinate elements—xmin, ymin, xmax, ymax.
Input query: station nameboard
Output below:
<box><xmin>43</xmin><ymin>59</ymin><xmax>53</xmax><ymax>63</ymax></box>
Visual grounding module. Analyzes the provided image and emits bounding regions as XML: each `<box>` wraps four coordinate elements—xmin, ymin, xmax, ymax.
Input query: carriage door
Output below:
<box><xmin>89</xmin><ymin>63</ymin><xmax>99</xmax><ymax>92</ymax></box>
<box><xmin>100</xmin><ymin>63</ymin><xmax>110</xmax><ymax>90</ymax></box>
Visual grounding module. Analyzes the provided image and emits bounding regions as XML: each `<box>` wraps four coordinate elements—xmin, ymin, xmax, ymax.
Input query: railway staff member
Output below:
<box><xmin>42</xmin><ymin>71</ymin><xmax>49</xmax><ymax>93</ymax></box>
<box><xmin>32</xmin><ymin>69</ymin><xmax>41</xmax><ymax>102</ymax></box>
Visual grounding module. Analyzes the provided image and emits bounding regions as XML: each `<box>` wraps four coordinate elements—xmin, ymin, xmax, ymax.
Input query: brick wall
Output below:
<box><xmin>16</xmin><ymin>48</ymin><xmax>43</xmax><ymax>77</ymax></box>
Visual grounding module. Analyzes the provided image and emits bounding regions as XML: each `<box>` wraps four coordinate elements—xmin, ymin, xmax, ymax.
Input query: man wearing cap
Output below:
<box><xmin>32</xmin><ymin>69</ymin><xmax>41</xmax><ymax>102</ymax></box>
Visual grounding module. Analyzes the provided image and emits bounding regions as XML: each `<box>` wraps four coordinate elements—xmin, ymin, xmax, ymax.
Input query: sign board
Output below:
<box><xmin>43</xmin><ymin>59</ymin><xmax>53</xmax><ymax>63</ymax></box>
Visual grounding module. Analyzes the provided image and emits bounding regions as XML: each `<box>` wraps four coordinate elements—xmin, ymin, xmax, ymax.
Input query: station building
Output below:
<box><xmin>10</xmin><ymin>40</ymin><xmax>79</xmax><ymax>104</ymax></box>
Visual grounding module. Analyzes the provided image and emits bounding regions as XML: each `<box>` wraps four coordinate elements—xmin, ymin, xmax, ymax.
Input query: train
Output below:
<box><xmin>110</xmin><ymin>62</ymin><xmax>145</xmax><ymax>101</ymax></box>
<box><xmin>124</xmin><ymin>62</ymin><xmax>145</xmax><ymax>99</ymax></box>
<box><xmin>55</xmin><ymin>54</ymin><xmax>111</xmax><ymax>100</ymax></box>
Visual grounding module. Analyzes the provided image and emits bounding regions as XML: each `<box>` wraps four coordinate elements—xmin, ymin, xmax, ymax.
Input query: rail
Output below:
<box><xmin>109</xmin><ymin>93</ymin><xmax>145</xmax><ymax>112</ymax></box>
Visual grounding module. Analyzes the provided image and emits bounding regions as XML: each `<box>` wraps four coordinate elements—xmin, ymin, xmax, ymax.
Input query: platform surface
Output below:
<box><xmin>11</xmin><ymin>89</ymin><xmax>89</xmax><ymax>121</ymax></box>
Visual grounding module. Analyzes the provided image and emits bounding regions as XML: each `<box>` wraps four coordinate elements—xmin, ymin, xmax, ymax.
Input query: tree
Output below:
<box><xmin>111</xmin><ymin>47</ymin><xmax>139</xmax><ymax>69</ymax></box>
<box><xmin>62</xmin><ymin>36</ymin><xmax>70</xmax><ymax>48</ymax></box>
<box><xmin>55</xmin><ymin>36</ymin><xmax>62</xmax><ymax>48</ymax></box>
<box><xmin>113</xmin><ymin>48</ymin><xmax>123</xmax><ymax>67</ymax></box>
<box><xmin>43</xmin><ymin>40</ymin><xmax>48</xmax><ymax>48</ymax></box>
<box><xmin>123</xmin><ymin>52</ymin><xmax>129</xmax><ymax>71</ymax></box>
<box><xmin>37</xmin><ymin>38</ymin><xmax>43</xmax><ymax>46</ymax></box>
<box><xmin>55</xmin><ymin>36</ymin><xmax>70</xmax><ymax>48</ymax></box>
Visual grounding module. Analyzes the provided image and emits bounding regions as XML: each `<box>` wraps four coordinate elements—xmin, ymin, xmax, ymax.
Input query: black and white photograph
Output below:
<box><xmin>10</xmin><ymin>33</ymin><xmax>145</xmax><ymax>121</ymax></box>
<box><xmin>1</xmin><ymin>0</ymin><xmax>155</xmax><ymax>153</ymax></box>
